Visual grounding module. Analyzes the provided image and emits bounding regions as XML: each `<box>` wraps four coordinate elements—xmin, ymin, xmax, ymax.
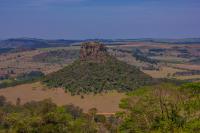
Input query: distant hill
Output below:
<box><xmin>84</xmin><ymin>38</ymin><xmax>200</xmax><ymax>44</ymax></box>
<box><xmin>1</xmin><ymin>38</ymin><xmax>199</xmax><ymax>49</ymax></box>
<box><xmin>43</xmin><ymin>42</ymin><xmax>153</xmax><ymax>95</ymax></box>
<box><xmin>143</xmin><ymin>38</ymin><xmax>200</xmax><ymax>44</ymax></box>
<box><xmin>0</xmin><ymin>38</ymin><xmax>81</xmax><ymax>48</ymax></box>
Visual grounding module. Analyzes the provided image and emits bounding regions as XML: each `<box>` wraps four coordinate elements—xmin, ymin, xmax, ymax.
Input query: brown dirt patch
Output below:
<box><xmin>0</xmin><ymin>82</ymin><xmax>126</xmax><ymax>113</ymax></box>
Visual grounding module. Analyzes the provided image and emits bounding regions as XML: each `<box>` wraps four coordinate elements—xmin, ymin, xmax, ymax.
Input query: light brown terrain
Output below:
<box><xmin>0</xmin><ymin>47</ymin><xmax>79</xmax><ymax>77</ymax></box>
<box><xmin>0</xmin><ymin>42</ymin><xmax>200</xmax><ymax>115</ymax></box>
<box><xmin>115</xmin><ymin>43</ymin><xmax>200</xmax><ymax>80</ymax></box>
<box><xmin>143</xmin><ymin>66</ymin><xmax>183</xmax><ymax>78</ymax></box>
<box><xmin>0</xmin><ymin>82</ymin><xmax>126</xmax><ymax>113</ymax></box>
<box><xmin>1</xmin><ymin>43</ymin><xmax>200</xmax><ymax>80</ymax></box>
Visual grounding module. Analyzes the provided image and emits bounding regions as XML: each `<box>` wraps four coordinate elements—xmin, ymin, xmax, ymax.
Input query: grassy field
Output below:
<box><xmin>0</xmin><ymin>82</ymin><xmax>126</xmax><ymax>113</ymax></box>
<box><xmin>143</xmin><ymin>66</ymin><xmax>184</xmax><ymax>78</ymax></box>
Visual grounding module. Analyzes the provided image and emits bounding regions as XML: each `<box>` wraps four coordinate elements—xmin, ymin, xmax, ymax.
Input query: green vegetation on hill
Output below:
<box><xmin>44</xmin><ymin>56</ymin><xmax>153</xmax><ymax>95</ymax></box>
<box><xmin>0</xmin><ymin>71</ymin><xmax>44</xmax><ymax>89</ymax></box>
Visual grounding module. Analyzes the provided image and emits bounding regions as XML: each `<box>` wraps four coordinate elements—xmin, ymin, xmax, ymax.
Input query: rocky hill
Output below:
<box><xmin>80</xmin><ymin>42</ymin><xmax>108</xmax><ymax>62</ymax></box>
<box><xmin>43</xmin><ymin>42</ymin><xmax>153</xmax><ymax>95</ymax></box>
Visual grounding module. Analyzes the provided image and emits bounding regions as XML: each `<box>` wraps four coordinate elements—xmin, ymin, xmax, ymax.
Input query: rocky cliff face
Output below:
<box><xmin>80</xmin><ymin>42</ymin><xmax>108</xmax><ymax>63</ymax></box>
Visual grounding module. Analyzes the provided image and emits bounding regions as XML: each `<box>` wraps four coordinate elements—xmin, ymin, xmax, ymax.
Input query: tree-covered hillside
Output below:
<box><xmin>43</xmin><ymin>42</ymin><xmax>153</xmax><ymax>95</ymax></box>
<box><xmin>44</xmin><ymin>56</ymin><xmax>153</xmax><ymax>95</ymax></box>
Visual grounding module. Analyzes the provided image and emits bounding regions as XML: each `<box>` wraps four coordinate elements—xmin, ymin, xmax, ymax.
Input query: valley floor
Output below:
<box><xmin>0</xmin><ymin>82</ymin><xmax>126</xmax><ymax>113</ymax></box>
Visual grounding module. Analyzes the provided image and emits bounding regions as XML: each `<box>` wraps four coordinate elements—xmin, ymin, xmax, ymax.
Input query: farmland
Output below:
<box><xmin>0</xmin><ymin>42</ymin><xmax>200</xmax><ymax>83</ymax></box>
<box><xmin>0</xmin><ymin>82</ymin><xmax>125</xmax><ymax>113</ymax></box>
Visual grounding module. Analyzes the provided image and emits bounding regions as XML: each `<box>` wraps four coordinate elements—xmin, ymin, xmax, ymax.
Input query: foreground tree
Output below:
<box><xmin>118</xmin><ymin>83</ymin><xmax>200</xmax><ymax>133</ymax></box>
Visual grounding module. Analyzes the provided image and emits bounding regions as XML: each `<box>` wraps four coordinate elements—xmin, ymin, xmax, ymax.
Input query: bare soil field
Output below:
<box><xmin>171</xmin><ymin>64</ymin><xmax>200</xmax><ymax>71</ymax></box>
<box><xmin>0</xmin><ymin>82</ymin><xmax>126</xmax><ymax>113</ymax></box>
<box><xmin>143</xmin><ymin>66</ymin><xmax>183</xmax><ymax>78</ymax></box>
<box><xmin>120</xmin><ymin>42</ymin><xmax>174</xmax><ymax>49</ymax></box>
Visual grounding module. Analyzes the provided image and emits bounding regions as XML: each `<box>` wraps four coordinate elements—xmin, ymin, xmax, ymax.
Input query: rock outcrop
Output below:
<box><xmin>44</xmin><ymin>42</ymin><xmax>154</xmax><ymax>95</ymax></box>
<box><xmin>80</xmin><ymin>42</ymin><xmax>108</xmax><ymax>63</ymax></box>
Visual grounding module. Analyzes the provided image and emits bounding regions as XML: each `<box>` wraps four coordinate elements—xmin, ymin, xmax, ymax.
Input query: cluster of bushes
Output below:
<box><xmin>0</xmin><ymin>48</ymin><xmax>14</xmax><ymax>54</ymax></box>
<box><xmin>189</xmin><ymin>58</ymin><xmax>200</xmax><ymax>64</ymax></box>
<box><xmin>16</xmin><ymin>71</ymin><xmax>44</xmax><ymax>81</ymax></box>
<box><xmin>118</xmin><ymin>82</ymin><xmax>200</xmax><ymax>133</ymax></box>
<box><xmin>132</xmin><ymin>48</ymin><xmax>159</xmax><ymax>64</ymax></box>
<box><xmin>0</xmin><ymin>97</ymin><xmax>120</xmax><ymax>133</ymax></box>
<box><xmin>173</xmin><ymin>70</ymin><xmax>200</xmax><ymax>76</ymax></box>
<box><xmin>43</xmin><ymin>57</ymin><xmax>153</xmax><ymax>95</ymax></box>
<box><xmin>0</xmin><ymin>71</ymin><xmax>44</xmax><ymax>89</ymax></box>
<box><xmin>149</xmin><ymin>48</ymin><xmax>166</xmax><ymax>53</ymax></box>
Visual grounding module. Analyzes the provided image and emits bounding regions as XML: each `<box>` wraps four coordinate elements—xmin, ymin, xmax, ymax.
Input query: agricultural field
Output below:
<box><xmin>0</xmin><ymin>82</ymin><xmax>125</xmax><ymax>113</ymax></box>
<box><xmin>0</xmin><ymin>47</ymin><xmax>79</xmax><ymax>77</ymax></box>
<box><xmin>112</xmin><ymin>42</ymin><xmax>200</xmax><ymax>81</ymax></box>
<box><xmin>0</xmin><ymin>42</ymin><xmax>200</xmax><ymax>86</ymax></box>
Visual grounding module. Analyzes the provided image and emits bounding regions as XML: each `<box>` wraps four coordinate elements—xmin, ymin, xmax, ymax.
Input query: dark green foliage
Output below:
<box><xmin>173</xmin><ymin>70</ymin><xmax>200</xmax><ymax>76</ymax></box>
<box><xmin>16</xmin><ymin>71</ymin><xmax>44</xmax><ymax>81</ymax></box>
<box><xmin>0</xmin><ymin>48</ymin><xmax>14</xmax><ymax>54</ymax></box>
<box><xmin>189</xmin><ymin>58</ymin><xmax>200</xmax><ymax>64</ymax></box>
<box><xmin>0</xmin><ymin>71</ymin><xmax>44</xmax><ymax>89</ymax></box>
<box><xmin>0</xmin><ymin>98</ymin><xmax>101</xmax><ymax>133</ymax></box>
<box><xmin>118</xmin><ymin>83</ymin><xmax>200</xmax><ymax>133</ymax></box>
<box><xmin>94</xmin><ymin>115</ymin><xmax>106</xmax><ymax>123</ymax></box>
<box><xmin>44</xmin><ymin>56</ymin><xmax>153</xmax><ymax>95</ymax></box>
<box><xmin>63</xmin><ymin>104</ymin><xmax>83</xmax><ymax>119</ymax></box>
<box><xmin>0</xmin><ymin>96</ymin><xmax>6</xmax><ymax>106</ymax></box>
<box><xmin>180</xmin><ymin>82</ymin><xmax>200</xmax><ymax>94</ymax></box>
<box><xmin>132</xmin><ymin>48</ymin><xmax>159</xmax><ymax>64</ymax></box>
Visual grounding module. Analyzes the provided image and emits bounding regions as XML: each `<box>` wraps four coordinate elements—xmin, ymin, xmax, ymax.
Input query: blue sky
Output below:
<box><xmin>0</xmin><ymin>0</ymin><xmax>200</xmax><ymax>39</ymax></box>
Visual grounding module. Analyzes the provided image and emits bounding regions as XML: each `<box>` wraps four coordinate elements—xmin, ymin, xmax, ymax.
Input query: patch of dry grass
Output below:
<box><xmin>0</xmin><ymin>82</ymin><xmax>126</xmax><ymax>113</ymax></box>
<box><xmin>143</xmin><ymin>66</ymin><xmax>183</xmax><ymax>78</ymax></box>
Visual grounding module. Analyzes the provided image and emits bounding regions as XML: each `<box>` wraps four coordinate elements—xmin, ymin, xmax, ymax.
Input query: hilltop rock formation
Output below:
<box><xmin>44</xmin><ymin>42</ymin><xmax>153</xmax><ymax>95</ymax></box>
<box><xmin>80</xmin><ymin>42</ymin><xmax>108</xmax><ymax>63</ymax></box>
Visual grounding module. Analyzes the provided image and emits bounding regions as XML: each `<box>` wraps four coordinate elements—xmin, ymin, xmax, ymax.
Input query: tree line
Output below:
<box><xmin>0</xmin><ymin>82</ymin><xmax>199</xmax><ymax>132</ymax></box>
